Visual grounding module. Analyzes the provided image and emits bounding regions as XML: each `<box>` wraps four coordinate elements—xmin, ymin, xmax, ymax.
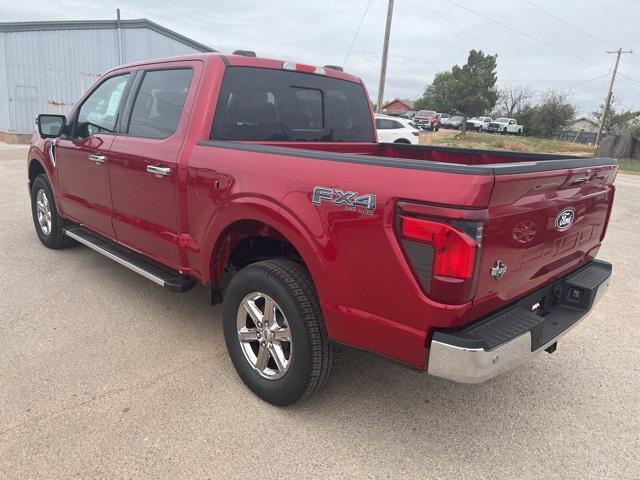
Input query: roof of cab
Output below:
<box><xmin>108</xmin><ymin>52</ymin><xmax>364</xmax><ymax>85</ymax></box>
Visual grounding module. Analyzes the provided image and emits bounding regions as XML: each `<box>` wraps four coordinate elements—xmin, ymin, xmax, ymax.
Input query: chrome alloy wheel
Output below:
<box><xmin>36</xmin><ymin>189</ymin><xmax>52</xmax><ymax>235</ymax></box>
<box><xmin>236</xmin><ymin>292</ymin><xmax>292</xmax><ymax>380</ymax></box>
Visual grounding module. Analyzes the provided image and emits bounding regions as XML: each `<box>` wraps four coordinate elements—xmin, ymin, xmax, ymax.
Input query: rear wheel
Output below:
<box><xmin>30</xmin><ymin>174</ymin><xmax>73</xmax><ymax>249</ymax></box>
<box><xmin>223</xmin><ymin>259</ymin><xmax>335</xmax><ymax>405</ymax></box>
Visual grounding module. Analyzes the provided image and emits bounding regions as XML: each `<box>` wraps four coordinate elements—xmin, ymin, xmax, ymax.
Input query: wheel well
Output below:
<box><xmin>393</xmin><ymin>138</ymin><xmax>410</xmax><ymax>144</ymax></box>
<box><xmin>29</xmin><ymin>159</ymin><xmax>46</xmax><ymax>187</ymax></box>
<box><xmin>212</xmin><ymin>220</ymin><xmax>304</xmax><ymax>286</ymax></box>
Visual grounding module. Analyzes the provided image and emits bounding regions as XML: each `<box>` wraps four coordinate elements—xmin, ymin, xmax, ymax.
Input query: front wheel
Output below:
<box><xmin>30</xmin><ymin>174</ymin><xmax>73</xmax><ymax>249</ymax></box>
<box><xmin>223</xmin><ymin>259</ymin><xmax>335</xmax><ymax>405</ymax></box>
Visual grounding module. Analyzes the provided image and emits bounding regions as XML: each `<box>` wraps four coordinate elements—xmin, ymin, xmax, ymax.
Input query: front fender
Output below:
<box><xmin>27</xmin><ymin>140</ymin><xmax>56</xmax><ymax>191</ymax></box>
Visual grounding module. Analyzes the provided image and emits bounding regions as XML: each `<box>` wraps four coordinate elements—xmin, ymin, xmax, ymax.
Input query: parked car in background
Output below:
<box><xmin>375</xmin><ymin>114</ymin><xmax>420</xmax><ymax>144</ymax></box>
<box><xmin>467</xmin><ymin>116</ymin><xmax>492</xmax><ymax>132</ymax></box>
<box><xmin>402</xmin><ymin>110</ymin><xmax>417</xmax><ymax>120</ymax></box>
<box><xmin>412</xmin><ymin>110</ymin><xmax>440</xmax><ymax>131</ymax></box>
<box><xmin>487</xmin><ymin>117</ymin><xmax>524</xmax><ymax>134</ymax></box>
<box><xmin>439</xmin><ymin>113</ymin><xmax>450</xmax><ymax>125</ymax></box>
<box><xmin>445</xmin><ymin>116</ymin><xmax>464</xmax><ymax>130</ymax></box>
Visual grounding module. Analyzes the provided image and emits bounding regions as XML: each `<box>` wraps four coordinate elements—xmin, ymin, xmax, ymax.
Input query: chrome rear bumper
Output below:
<box><xmin>427</xmin><ymin>260</ymin><xmax>612</xmax><ymax>384</ymax></box>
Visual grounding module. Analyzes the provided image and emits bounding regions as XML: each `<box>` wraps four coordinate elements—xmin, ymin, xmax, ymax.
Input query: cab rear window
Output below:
<box><xmin>211</xmin><ymin>67</ymin><xmax>374</xmax><ymax>142</ymax></box>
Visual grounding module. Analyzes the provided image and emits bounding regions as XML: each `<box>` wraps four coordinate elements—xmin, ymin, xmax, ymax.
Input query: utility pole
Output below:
<box><xmin>116</xmin><ymin>8</ymin><xmax>123</xmax><ymax>65</ymax></box>
<box><xmin>376</xmin><ymin>0</ymin><xmax>394</xmax><ymax>113</ymax></box>
<box><xmin>595</xmin><ymin>48</ymin><xmax>633</xmax><ymax>145</ymax></box>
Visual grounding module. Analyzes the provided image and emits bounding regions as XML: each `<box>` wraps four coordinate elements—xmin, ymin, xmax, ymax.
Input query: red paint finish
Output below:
<box><xmin>56</xmin><ymin>134</ymin><xmax>116</xmax><ymax>237</ymax></box>
<box><xmin>28</xmin><ymin>53</ymin><xmax>617</xmax><ymax>370</ymax></box>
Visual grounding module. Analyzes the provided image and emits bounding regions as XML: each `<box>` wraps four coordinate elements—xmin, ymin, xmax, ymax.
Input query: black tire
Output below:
<box><xmin>223</xmin><ymin>259</ymin><xmax>335</xmax><ymax>405</ymax></box>
<box><xmin>435</xmin><ymin>126</ymin><xmax>440</xmax><ymax>132</ymax></box>
<box><xmin>30</xmin><ymin>174</ymin><xmax>73</xmax><ymax>249</ymax></box>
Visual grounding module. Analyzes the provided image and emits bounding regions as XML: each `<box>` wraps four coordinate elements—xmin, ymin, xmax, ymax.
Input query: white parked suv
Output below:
<box><xmin>467</xmin><ymin>116</ymin><xmax>492</xmax><ymax>132</ymax></box>
<box><xmin>375</xmin><ymin>115</ymin><xmax>420</xmax><ymax>144</ymax></box>
<box><xmin>487</xmin><ymin>117</ymin><xmax>523</xmax><ymax>135</ymax></box>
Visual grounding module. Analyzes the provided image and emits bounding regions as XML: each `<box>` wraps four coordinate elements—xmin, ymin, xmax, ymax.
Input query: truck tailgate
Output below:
<box><xmin>471</xmin><ymin>163</ymin><xmax>617</xmax><ymax>319</ymax></box>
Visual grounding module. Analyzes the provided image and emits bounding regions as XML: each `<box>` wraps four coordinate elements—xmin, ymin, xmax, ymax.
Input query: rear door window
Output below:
<box><xmin>127</xmin><ymin>68</ymin><xmax>193</xmax><ymax>139</ymax></box>
<box><xmin>211</xmin><ymin>67</ymin><xmax>374</xmax><ymax>142</ymax></box>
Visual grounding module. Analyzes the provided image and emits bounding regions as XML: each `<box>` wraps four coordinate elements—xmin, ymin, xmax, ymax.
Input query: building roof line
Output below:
<box><xmin>0</xmin><ymin>19</ymin><xmax>216</xmax><ymax>53</ymax></box>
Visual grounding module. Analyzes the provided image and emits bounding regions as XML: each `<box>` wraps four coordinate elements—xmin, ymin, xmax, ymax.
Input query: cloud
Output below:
<box><xmin>2</xmin><ymin>0</ymin><xmax>638</xmax><ymax>114</ymax></box>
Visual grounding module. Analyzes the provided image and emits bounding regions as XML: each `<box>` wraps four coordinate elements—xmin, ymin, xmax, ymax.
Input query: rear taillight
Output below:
<box><xmin>399</xmin><ymin>216</ymin><xmax>482</xmax><ymax>304</ymax></box>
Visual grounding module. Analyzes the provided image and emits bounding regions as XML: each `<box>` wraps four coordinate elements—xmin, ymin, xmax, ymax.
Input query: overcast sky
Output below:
<box><xmin>3</xmin><ymin>0</ymin><xmax>639</xmax><ymax>115</ymax></box>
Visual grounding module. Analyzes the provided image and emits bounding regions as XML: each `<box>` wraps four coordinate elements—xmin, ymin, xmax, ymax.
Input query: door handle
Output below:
<box><xmin>88</xmin><ymin>154</ymin><xmax>107</xmax><ymax>164</ymax></box>
<box><xmin>146</xmin><ymin>165</ymin><xmax>172</xmax><ymax>176</ymax></box>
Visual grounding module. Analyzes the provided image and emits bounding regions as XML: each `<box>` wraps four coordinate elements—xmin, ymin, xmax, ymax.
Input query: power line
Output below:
<box><xmin>617</xmin><ymin>71</ymin><xmax>640</xmax><ymax>87</ymax></box>
<box><xmin>442</xmin><ymin>0</ymin><xmax>607</xmax><ymax>70</ymax></box>
<box><xmin>615</xmin><ymin>76</ymin><xmax>640</xmax><ymax>97</ymax></box>
<box><xmin>342</xmin><ymin>0</ymin><xmax>375</xmax><ymax>67</ymax></box>
<box><xmin>523</xmin><ymin>0</ymin><xmax>614</xmax><ymax>49</ymax></box>
<box><xmin>523</xmin><ymin>0</ymin><xmax>640</xmax><ymax>74</ymax></box>
<box><xmin>559</xmin><ymin>72</ymin><xmax>611</xmax><ymax>91</ymax></box>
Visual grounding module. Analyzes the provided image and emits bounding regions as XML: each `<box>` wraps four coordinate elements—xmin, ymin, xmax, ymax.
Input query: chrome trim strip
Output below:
<box><xmin>64</xmin><ymin>229</ymin><xmax>166</xmax><ymax>287</ymax></box>
<box><xmin>48</xmin><ymin>141</ymin><xmax>56</xmax><ymax>167</ymax></box>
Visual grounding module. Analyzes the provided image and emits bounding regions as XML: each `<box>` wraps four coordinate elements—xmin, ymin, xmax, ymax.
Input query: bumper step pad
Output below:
<box><xmin>427</xmin><ymin>260</ymin><xmax>611</xmax><ymax>383</ymax></box>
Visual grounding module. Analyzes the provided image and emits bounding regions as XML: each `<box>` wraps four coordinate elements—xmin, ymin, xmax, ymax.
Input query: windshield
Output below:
<box><xmin>451</xmin><ymin>116</ymin><xmax>463</xmax><ymax>121</ymax></box>
<box><xmin>211</xmin><ymin>67</ymin><xmax>374</xmax><ymax>142</ymax></box>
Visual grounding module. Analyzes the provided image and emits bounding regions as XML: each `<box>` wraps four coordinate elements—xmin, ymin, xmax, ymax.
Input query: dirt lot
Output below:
<box><xmin>1</xmin><ymin>143</ymin><xmax>639</xmax><ymax>479</ymax></box>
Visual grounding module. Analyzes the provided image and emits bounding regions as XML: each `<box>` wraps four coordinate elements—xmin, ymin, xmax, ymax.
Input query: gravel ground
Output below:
<box><xmin>1</xmin><ymin>143</ymin><xmax>638</xmax><ymax>479</ymax></box>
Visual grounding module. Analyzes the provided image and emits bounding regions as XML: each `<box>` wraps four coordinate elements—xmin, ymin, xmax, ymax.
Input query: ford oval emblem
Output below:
<box><xmin>555</xmin><ymin>208</ymin><xmax>575</xmax><ymax>231</ymax></box>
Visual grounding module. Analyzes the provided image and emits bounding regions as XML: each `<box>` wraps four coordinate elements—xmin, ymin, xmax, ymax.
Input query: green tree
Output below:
<box><xmin>591</xmin><ymin>97</ymin><xmax>640</xmax><ymax>134</ymax></box>
<box><xmin>448</xmin><ymin>50</ymin><xmax>499</xmax><ymax>133</ymax></box>
<box><xmin>516</xmin><ymin>104</ymin><xmax>542</xmax><ymax>137</ymax></box>
<box><xmin>414</xmin><ymin>71</ymin><xmax>454</xmax><ymax>112</ymax></box>
<box><xmin>416</xmin><ymin>50</ymin><xmax>498</xmax><ymax>134</ymax></box>
<box><xmin>532</xmin><ymin>89</ymin><xmax>576</xmax><ymax>137</ymax></box>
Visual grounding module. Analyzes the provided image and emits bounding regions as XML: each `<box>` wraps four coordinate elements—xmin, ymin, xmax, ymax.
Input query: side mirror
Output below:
<box><xmin>37</xmin><ymin>114</ymin><xmax>66</xmax><ymax>139</ymax></box>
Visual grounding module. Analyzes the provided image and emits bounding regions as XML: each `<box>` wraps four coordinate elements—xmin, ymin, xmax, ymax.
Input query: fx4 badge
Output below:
<box><xmin>490</xmin><ymin>260</ymin><xmax>507</xmax><ymax>280</ymax></box>
<box><xmin>312</xmin><ymin>186</ymin><xmax>377</xmax><ymax>215</ymax></box>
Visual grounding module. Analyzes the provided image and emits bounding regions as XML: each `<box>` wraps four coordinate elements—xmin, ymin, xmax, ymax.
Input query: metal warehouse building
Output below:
<box><xmin>0</xmin><ymin>18</ymin><xmax>214</xmax><ymax>142</ymax></box>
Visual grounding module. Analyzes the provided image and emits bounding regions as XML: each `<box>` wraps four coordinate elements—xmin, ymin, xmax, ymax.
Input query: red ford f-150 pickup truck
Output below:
<box><xmin>28</xmin><ymin>53</ymin><xmax>615</xmax><ymax>405</ymax></box>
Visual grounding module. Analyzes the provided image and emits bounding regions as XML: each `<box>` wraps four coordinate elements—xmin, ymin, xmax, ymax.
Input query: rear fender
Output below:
<box><xmin>201</xmin><ymin>196</ymin><xmax>329</xmax><ymax>300</ymax></box>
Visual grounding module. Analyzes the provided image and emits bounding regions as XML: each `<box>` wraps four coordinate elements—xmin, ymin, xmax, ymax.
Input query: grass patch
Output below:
<box><xmin>427</xmin><ymin>131</ymin><xmax>596</xmax><ymax>157</ymax></box>
<box><xmin>618</xmin><ymin>158</ymin><xmax>640</xmax><ymax>173</ymax></box>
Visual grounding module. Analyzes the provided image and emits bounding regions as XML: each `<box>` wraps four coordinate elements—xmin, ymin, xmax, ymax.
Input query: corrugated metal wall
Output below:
<box><xmin>0</xmin><ymin>27</ymin><xmax>202</xmax><ymax>134</ymax></box>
